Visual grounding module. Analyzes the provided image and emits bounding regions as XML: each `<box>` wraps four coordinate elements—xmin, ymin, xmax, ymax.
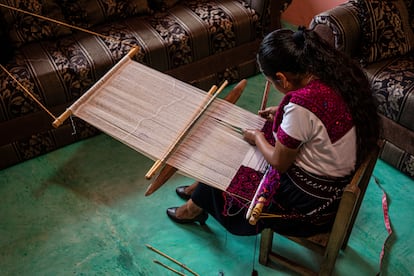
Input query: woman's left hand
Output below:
<box><xmin>243</xmin><ymin>129</ymin><xmax>262</xmax><ymax>145</ymax></box>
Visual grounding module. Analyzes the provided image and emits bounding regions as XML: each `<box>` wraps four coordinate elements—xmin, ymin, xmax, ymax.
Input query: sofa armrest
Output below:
<box><xmin>309</xmin><ymin>2</ymin><xmax>361</xmax><ymax>57</ymax></box>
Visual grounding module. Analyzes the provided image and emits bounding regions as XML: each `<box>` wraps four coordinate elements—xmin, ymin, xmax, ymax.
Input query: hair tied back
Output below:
<box><xmin>292</xmin><ymin>26</ymin><xmax>306</xmax><ymax>48</ymax></box>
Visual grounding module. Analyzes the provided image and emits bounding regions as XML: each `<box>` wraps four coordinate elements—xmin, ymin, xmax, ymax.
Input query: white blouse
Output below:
<box><xmin>278</xmin><ymin>102</ymin><xmax>357</xmax><ymax>177</ymax></box>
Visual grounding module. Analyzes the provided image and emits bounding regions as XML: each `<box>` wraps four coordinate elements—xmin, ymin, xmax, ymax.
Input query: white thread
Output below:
<box><xmin>69</xmin><ymin>115</ymin><xmax>77</xmax><ymax>135</ymax></box>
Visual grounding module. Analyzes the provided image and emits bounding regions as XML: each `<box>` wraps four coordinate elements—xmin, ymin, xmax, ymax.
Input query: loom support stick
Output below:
<box><xmin>0</xmin><ymin>64</ymin><xmax>57</xmax><ymax>121</ymax></box>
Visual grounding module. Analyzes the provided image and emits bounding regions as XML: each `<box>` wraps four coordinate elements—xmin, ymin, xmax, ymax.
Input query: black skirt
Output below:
<box><xmin>191</xmin><ymin>165</ymin><xmax>350</xmax><ymax>237</ymax></box>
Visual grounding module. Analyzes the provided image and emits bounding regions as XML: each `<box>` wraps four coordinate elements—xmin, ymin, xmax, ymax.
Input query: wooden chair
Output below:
<box><xmin>259</xmin><ymin>143</ymin><xmax>382</xmax><ymax>276</ymax></box>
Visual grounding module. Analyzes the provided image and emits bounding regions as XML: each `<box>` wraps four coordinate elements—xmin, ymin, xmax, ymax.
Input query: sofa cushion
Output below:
<box><xmin>0</xmin><ymin>0</ymin><xmax>72</xmax><ymax>48</ymax></box>
<box><xmin>59</xmin><ymin>0</ymin><xmax>151</xmax><ymax>28</ymax></box>
<box><xmin>351</xmin><ymin>0</ymin><xmax>414</xmax><ymax>66</ymax></box>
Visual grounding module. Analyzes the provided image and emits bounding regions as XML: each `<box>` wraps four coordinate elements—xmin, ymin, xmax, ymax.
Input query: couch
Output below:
<box><xmin>310</xmin><ymin>0</ymin><xmax>414</xmax><ymax>178</ymax></box>
<box><xmin>0</xmin><ymin>0</ymin><xmax>291</xmax><ymax>170</ymax></box>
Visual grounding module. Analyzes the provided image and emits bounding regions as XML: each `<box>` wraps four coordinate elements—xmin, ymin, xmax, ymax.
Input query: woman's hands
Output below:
<box><xmin>242</xmin><ymin>105</ymin><xmax>298</xmax><ymax>173</ymax></box>
<box><xmin>243</xmin><ymin>105</ymin><xmax>278</xmax><ymax>145</ymax></box>
<box><xmin>258</xmin><ymin>106</ymin><xmax>278</xmax><ymax>121</ymax></box>
<box><xmin>242</xmin><ymin>129</ymin><xmax>263</xmax><ymax>146</ymax></box>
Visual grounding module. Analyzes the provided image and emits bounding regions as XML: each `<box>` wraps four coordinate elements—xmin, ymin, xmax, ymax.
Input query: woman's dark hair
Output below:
<box><xmin>257</xmin><ymin>27</ymin><xmax>380</xmax><ymax>166</ymax></box>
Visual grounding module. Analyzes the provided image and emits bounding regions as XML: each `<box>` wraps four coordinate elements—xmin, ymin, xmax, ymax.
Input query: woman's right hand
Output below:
<box><xmin>258</xmin><ymin>106</ymin><xmax>278</xmax><ymax>122</ymax></box>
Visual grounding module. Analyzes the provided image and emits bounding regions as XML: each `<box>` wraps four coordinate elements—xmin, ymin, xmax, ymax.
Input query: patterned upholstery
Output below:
<box><xmin>310</xmin><ymin>0</ymin><xmax>414</xmax><ymax>178</ymax></box>
<box><xmin>0</xmin><ymin>0</ymin><xmax>292</xmax><ymax>169</ymax></box>
<box><xmin>0</xmin><ymin>0</ymin><xmax>72</xmax><ymax>47</ymax></box>
<box><xmin>59</xmin><ymin>0</ymin><xmax>151</xmax><ymax>28</ymax></box>
<box><xmin>350</xmin><ymin>0</ymin><xmax>414</xmax><ymax>66</ymax></box>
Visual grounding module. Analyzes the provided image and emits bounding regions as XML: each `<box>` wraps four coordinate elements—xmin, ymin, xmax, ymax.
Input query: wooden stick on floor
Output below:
<box><xmin>153</xmin><ymin>260</ymin><xmax>186</xmax><ymax>276</ymax></box>
<box><xmin>146</xmin><ymin>244</ymin><xmax>199</xmax><ymax>276</ymax></box>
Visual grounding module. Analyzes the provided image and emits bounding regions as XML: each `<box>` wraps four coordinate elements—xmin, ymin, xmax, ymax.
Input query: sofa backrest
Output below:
<box><xmin>310</xmin><ymin>0</ymin><xmax>414</xmax><ymax>67</ymax></box>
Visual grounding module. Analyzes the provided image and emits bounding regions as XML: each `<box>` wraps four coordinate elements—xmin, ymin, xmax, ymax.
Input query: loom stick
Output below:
<box><xmin>260</xmin><ymin>80</ymin><xmax>271</xmax><ymax>110</ymax></box>
<box><xmin>145</xmin><ymin>80</ymin><xmax>228</xmax><ymax>180</ymax></box>
<box><xmin>0</xmin><ymin>64</ymin><xmax>57</xmax><ymax>121</ymax></box>
<box><xmin>144</xmin><ymin>79</ymin><xmax>248</xmax><ymax>196</ymax></box>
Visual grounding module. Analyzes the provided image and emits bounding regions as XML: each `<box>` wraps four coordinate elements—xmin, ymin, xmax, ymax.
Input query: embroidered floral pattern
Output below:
<box><xmin>275</xmin><ymin>80</ymin><xmax>353</xmax><ymax>144</ymax></box>
<box><xmin>262</xmin><ymin>120</ymin><xmax>275</xmax><ymax>146</ymax></box>
<box><xmin>276</xmin><ymin>127</ymin><xmax>301</xmax><ymax>149</ymax></box>
<box><xmin>290</xmin><ymin>80</ymin><xmax>353</xmax><ymax>143</ymax></box>
<box><xmin>224</xmin><ymin>165</ymin><xmax>264</xmax><ymax>212</ymax></box>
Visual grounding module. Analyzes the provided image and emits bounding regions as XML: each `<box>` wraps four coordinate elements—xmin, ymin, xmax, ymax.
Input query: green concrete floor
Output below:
<box><xmin>1</xmin><ymin>75</ymin><xmax>413</xmax><ymax>276</ymax></box>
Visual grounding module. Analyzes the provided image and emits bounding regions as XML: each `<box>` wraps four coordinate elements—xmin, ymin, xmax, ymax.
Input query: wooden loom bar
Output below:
<box><xmin>145</xmin><ymin>79</ymin><xmax>248</xmax><ymax>196</ymax></box>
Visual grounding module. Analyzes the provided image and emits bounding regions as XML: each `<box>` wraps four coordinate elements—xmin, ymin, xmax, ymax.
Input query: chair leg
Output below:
<box><xmin>259</xmin><ymin>228</ymin><xmax>274</xmax><ymax>265</ymax></box>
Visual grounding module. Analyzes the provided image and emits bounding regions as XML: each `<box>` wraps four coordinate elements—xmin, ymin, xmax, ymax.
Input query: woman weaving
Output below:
<box><xmin>165</xmin><ymin>27</ymin><xmax>380</xmax><ymax>237</ymax></box>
